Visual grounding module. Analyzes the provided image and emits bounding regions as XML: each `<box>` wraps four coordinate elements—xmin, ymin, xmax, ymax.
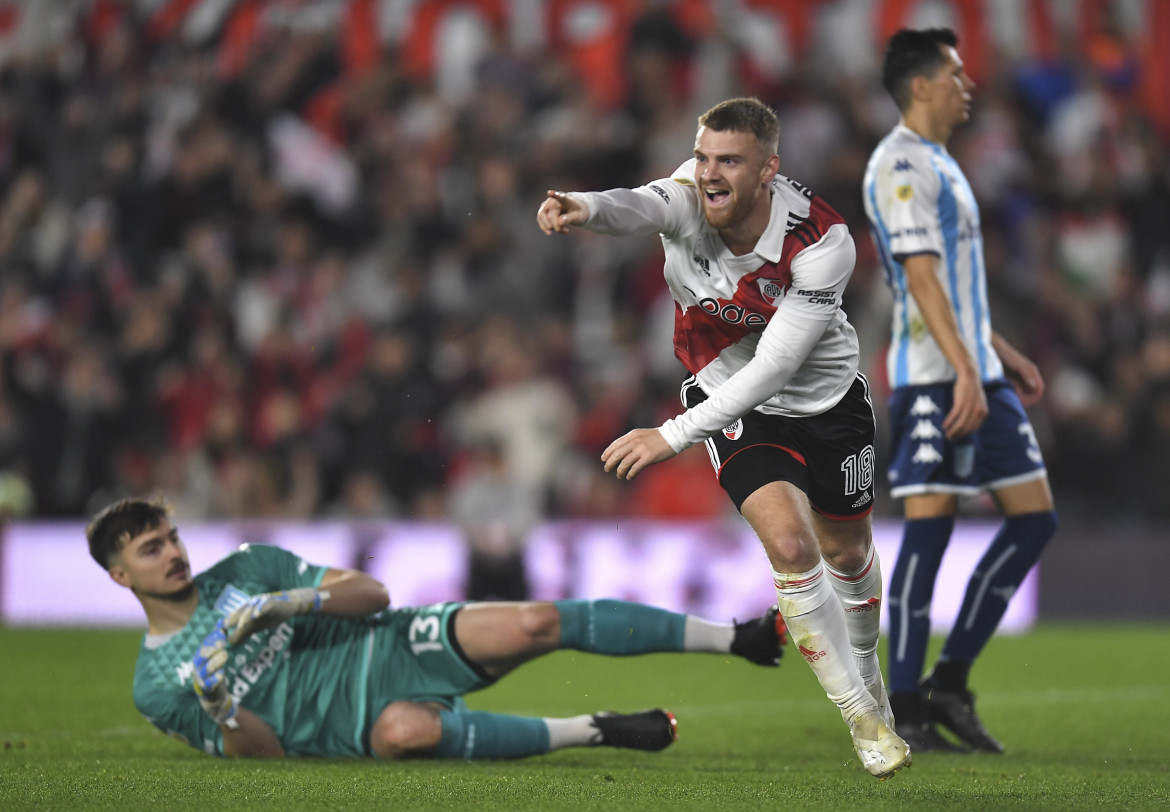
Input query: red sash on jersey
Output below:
<box><xmin>673</xmin><ymin>193</ymin><xmax>843</xmax><ymax>375</ymax></box>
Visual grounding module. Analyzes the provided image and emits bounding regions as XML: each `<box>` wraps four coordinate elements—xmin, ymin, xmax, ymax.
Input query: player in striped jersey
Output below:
<box><xmin>538</xmin><ymin>97</ymin><xmax>910</xmax><ymax>778</ymax></box>
<box><xmin>863</xmin><ymin>29</ymin><xmax>1058</xmax><ymax>753</ymax></box>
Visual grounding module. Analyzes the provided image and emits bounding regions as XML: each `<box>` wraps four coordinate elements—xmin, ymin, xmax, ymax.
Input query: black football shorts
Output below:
<box><xmin>683</xmin><ymin>373</ymin><xmax>877</xmax><ymax>520</ymax></box>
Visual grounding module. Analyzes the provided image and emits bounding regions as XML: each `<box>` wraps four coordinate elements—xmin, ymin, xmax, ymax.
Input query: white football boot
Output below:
<box><xmin>850</xmin><ymin>708</ymin><xmax>912</xmax><ymax>779</ymax></box>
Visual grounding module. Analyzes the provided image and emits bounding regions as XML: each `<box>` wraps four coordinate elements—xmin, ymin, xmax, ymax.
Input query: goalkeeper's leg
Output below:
<box><xmin>452</xmin><ymin>600</ymin><xmax>781</xmax><ymax>678</ymax></box>
<box><xmin>369</xmin><ymin>702</ymin><xmax>677</xmax><ymax>759</ymax></box>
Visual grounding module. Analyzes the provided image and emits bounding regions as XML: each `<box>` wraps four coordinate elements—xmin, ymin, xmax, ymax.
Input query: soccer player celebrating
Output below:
<box><xmin>537</xmin><ymin>97</ymin><xmax>909</xmax><ymax>779</ymax></box>
<box><xmin>862</xmin><ymin>28</ymin><xmax>1058</xmax><ymax>753</ymax></box>
<box><xmin>89</xmin><ymin>497</ymin><xmax>787</xmax><ymax>760</ymax></box>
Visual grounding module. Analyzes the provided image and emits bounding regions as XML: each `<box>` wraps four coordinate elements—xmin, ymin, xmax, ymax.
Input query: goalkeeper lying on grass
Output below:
<box><xmin>88</xmin><ymin>497</ymin><xmax>787</xmax><ymax>760</ymax></box>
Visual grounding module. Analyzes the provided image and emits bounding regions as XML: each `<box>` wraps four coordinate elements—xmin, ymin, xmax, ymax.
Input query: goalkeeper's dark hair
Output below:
<box><xmin>87</xmin><ymin>497</ymin><xmax>172</xmax><ymax>570</ymax></box>
<box><xmin>881</xmin><ymin>28</ymin><xmax>959</xmax><ymax>112</ymax></box>
<box><xmin>698</xmin><ymin>97</ymin><xmax>780</xmax><ymax>154</ymax></box>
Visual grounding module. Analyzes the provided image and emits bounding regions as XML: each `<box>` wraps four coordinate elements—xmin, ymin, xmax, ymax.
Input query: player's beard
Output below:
<box><xmin>701</xmin><ymin>186</ymin><xmax>756</xmax><ymax>230</ymax></box>
<box><xmin>134</xmin><ymin>582</ymin><xmax>196</xmax><ymax>603</ymax></box>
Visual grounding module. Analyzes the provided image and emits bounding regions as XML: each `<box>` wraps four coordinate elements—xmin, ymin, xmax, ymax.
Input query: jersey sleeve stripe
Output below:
<box><xmin>967</xmin><ymin>219</ymin><xmax>991</xmax><ymax>378</ymax></box>
<box><xmin>935</xmin><ymin>165</ymin><xmax>966</xmax><ymax>361</ymax></box>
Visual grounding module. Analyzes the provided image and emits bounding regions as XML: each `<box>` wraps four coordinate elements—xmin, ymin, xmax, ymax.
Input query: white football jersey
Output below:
<box><xmin>863</xmin><ymin>125</ymin><xmax>1003</xmax><ymax>387</ymax></box>
<box><xmin>571</xmin><ymin>159</ymin><xmax>860</xmax><ymax>452</ymax></box>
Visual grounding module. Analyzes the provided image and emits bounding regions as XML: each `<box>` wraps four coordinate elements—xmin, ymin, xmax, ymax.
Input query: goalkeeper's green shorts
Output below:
<box><xmin>363</xmin><ymin>602</ymin><xmax>493</xmax><ymax>727</ymax></box>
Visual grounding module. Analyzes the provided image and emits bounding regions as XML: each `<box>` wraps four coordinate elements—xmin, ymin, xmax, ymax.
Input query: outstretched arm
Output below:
<box><xmin>536</xmin><ymin>178</ymin><xmax>692</xmax><ymax>239</ymax></box>
<box><xmin>991</xmin><ymin>331</ymin><xmax>1044</xmax><ymax>407</ymax></box>
<box><xmin>537</xmin><ymin>190</ymin><xmax>590</xmax><ymax>234</ymax></box>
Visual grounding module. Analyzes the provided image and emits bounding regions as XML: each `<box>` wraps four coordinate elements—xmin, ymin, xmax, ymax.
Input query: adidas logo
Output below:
<box><xmin>845</xmin><ymin>597</ymin><xmax>881</xmax><ymax>613</ymax></box>
<box><xmin>912</xmin><ymin>443</ymin><xmax>943</xmax><ymax>464</ymax></box>
<box><xmin>910</xmin><ymin>395</ymin><xmax>941</xmax><ymax>416</ymax></box>
<box><xmin>852</xmin><ymin>491</ymin><xmax>872</xmax><ymax>509</ymax></box>
<box><xmin>798</xmin><ymin>644</ymin><xmax>827</xmax><ymax>663</ymax></box>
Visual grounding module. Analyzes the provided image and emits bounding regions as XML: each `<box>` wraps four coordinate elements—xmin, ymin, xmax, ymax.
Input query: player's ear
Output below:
<box><xmin>910</xmin><ymin>73</ymin><xmax>932</xmax><ymax>105</ymax></box>
<box><xmin>109</xmin><ymin>562</ymin><xmax>131</xmax><ymax>588</ymax></box>
<box><xmin>761</xmin><ymin>153</ymin><xmax>780</xmax><ymax>184</ymax></box>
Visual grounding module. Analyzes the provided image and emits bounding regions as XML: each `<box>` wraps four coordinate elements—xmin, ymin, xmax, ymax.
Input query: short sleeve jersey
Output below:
<box><xmin>132</xmin><ymin>544</ymin><xmax>384</xmax><ymax>757</ymax></box>
<box><xmin>863</xmin><ymin>124</ymin><xmax>1003</xmax><ymax>387</ymax></box>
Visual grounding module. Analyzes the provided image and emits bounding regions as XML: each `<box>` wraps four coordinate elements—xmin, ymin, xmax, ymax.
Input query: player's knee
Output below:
<box><xmin>371</xmin><ymin>702</ymin><xmax>441</xmax><ymax>759</ymax></box>
<box><xmin>821</xmin><ymin>538</ymin><xmax>871</xmax><ymax>574</ymax></box>
<box><xmin>814</xmin><ymin>514</ymin><xmax>873</xmax><ymax>572</ymax></box>
<box><xmin>761</xmin><ymin>529</ymin><xmax>820</xmax><ymax>571</ymax></box>
<box><xmin>517</xmin><ymin>602</ymin><xmax>561</xmax><ymax>646</ymax></box>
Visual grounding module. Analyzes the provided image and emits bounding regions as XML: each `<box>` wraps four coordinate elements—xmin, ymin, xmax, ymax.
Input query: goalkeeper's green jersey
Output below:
<box><xmin>131</xmin><ymin>544</ymin><xmax>484</xmax><ymax>758</ymax></box>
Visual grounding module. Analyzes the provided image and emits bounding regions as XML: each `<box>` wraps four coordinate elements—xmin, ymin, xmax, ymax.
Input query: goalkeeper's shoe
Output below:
<box><xmin>921</xmin><ymin>677</ymin><xmax>1004</xmax><ymax>753</ymax></box>
<box><xmin>591</xmin><ymin>710</ymin><xmax>678</xmax><ymax>751</ymax></box>
<box><xmin>849</xmin><ymin>709</ymin><xmax>912</xmax><ymax>779</ymax></box>
<box><xmin>730</xmin><ymin>607</ymin><xmax>788</xmax><ymax>666</ymax></box>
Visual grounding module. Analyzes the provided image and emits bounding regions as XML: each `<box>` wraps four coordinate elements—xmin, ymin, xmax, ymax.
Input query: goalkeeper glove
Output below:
<box><xmin>193</xmin><ymin>618</ymin><xmax>239</xmax><ymax>729</ymax></box>
<box><xmin>225</xmin><ymin>587</ymin><xmax>329</xmax><ymax>645</ymax></box>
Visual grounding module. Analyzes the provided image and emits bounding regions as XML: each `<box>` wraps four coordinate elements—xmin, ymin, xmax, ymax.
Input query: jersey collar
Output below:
<box><xmin>143</xmin><ymin>628</ymin><xmax>182</xmax><ymax>649</ymax></box>
<box><xmin>753</xmin><ymin>186</ymin><xmax>788</xmax><ymax>263</ymax></box>
<box><xmin>896</xmin><ymin>123</ymin><xmax>948</xmax><ymax>155</ymax></box>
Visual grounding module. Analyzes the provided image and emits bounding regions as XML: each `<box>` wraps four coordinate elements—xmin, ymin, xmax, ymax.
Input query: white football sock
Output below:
<box><xmin>544</xmin><ymin>715</ymin><xmax>601</xmax><ymax>749</ymax></box>
<box><xmin>825</xmin><ymin>544</ymin><xmax>883</xmax><ymax>687</ymax></box>
<box><xmin>682</xmin><ymin>616</ymin><xmax>735</xmax><ymax>653</ymax></box>
<box><xmin>773</xmin><ymin>562</ymin><xmax>872</xmax><ymax>723</ymax></box>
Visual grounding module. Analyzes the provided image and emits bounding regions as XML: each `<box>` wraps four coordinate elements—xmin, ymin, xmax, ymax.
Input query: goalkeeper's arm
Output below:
<box><xmin>193</xmin><ymin>619</ymin><xmax>285</xmax><ymax>758</ymax></box>
<box><xmin>317</xmin><ymin>568</ymin><xmax>391</xmax><ymax>616</ymax></box>
<box><xmin>226</xmin><ymin>568</ymin><xmax>390</xmax><ymax>645</ymax></box>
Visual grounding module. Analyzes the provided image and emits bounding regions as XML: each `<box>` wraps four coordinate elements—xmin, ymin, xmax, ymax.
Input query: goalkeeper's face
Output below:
<box><xmin>110</xmin><ymin>521</ymin><xmax>195</xmax><ymax>602</ymax></box>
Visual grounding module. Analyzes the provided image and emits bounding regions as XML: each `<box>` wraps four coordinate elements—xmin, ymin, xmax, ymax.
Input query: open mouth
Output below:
<box><xmin>704</xmin><ymin>188</ymin><xmax>731</xmax><ymax>206</ymax></box>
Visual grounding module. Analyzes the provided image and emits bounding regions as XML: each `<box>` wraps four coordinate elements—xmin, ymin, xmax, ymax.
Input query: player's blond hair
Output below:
<box><xmin>698</xmin><ymin>97</ymin><xmax>780</xmax><ymax>154</ymax></box>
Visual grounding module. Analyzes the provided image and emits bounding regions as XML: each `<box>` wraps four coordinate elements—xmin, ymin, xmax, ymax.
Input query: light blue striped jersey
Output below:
<box><xmin>863</xmin><ymin>124</ymin><xmax>1002</xmax><ymax>387</ymax></box>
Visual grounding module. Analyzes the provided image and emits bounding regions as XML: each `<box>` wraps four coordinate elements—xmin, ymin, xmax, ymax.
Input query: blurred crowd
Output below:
<box><xmin>0</xmin><ymin>0</ymin><xmax>1168</xmax><ymax>529</ymax></box>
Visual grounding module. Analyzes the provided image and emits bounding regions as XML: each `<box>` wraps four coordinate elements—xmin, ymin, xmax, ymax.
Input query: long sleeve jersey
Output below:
<box><xmin>571</xmin><ymin>159</ymin><xmax>861</xmax><ymax>452</ymax></box>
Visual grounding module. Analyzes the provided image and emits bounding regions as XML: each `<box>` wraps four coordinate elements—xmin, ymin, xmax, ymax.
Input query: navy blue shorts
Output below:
<box><xmin>684</xmin><ymin>374</ymin><xmax>877</xmax><ymax>520</ymax></box>
<box><xmin>887</xmin><ymin>380</ymin><xmax>1047</xmax><ymax>498</ymax></box>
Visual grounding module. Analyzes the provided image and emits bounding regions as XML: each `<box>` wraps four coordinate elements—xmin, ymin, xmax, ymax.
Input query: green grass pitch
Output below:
<box><xmin>2</xmin><ymin>624</ymin><xmax>1168</xmax><ymax>811</ymax></box>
